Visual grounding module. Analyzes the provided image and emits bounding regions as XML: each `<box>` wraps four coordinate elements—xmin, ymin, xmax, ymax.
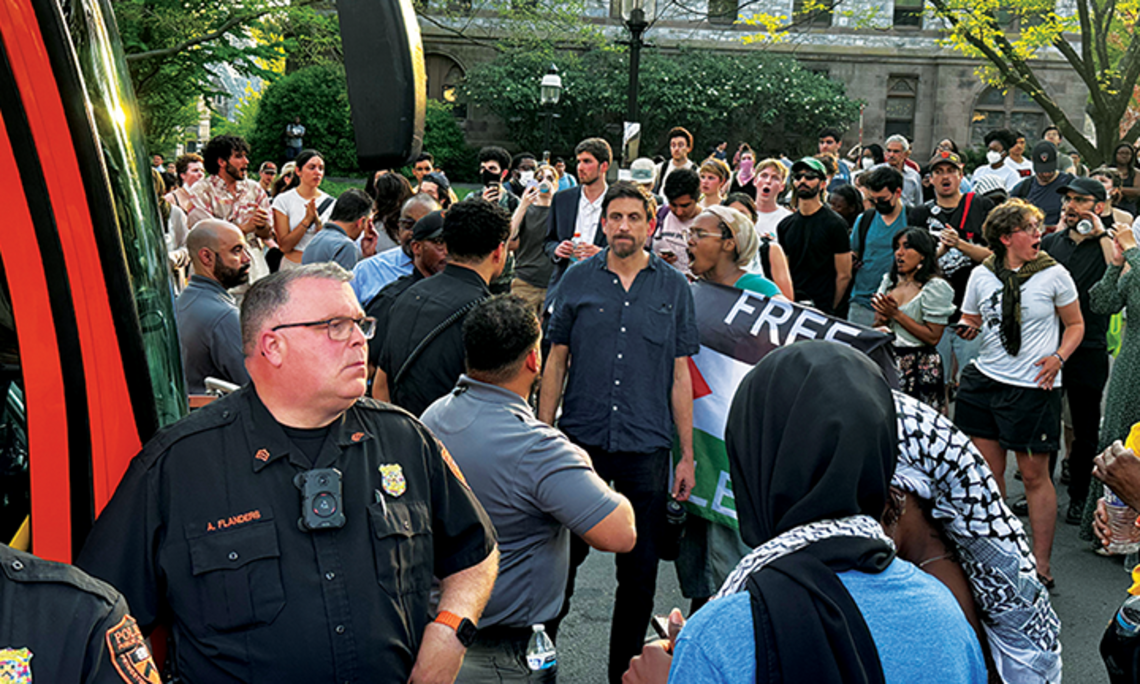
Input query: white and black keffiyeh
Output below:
<box><xmin>892</xmin><ymin>391</ymin><xmax>1062</xmax><ymax>684</ymax></box>
<box><xmin>715</xmin><ymin>515</ymin><xmax>894</xmax><ymax>598</ymax></box>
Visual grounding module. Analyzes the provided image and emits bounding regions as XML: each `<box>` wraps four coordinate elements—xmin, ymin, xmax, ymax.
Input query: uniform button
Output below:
<box><xmin>615</xmin><ymin>380</ymin><xmax>620</xmax><ymax>386</ymax></box>
<box><xmin>403</xmin><ymin>520</ymin><xmax>411</xmax><ymax>530</ymax></box>
<box><xmin>325</xmin><ymin>572</ymin><xmax>336</xmax><ymax>581</ymax></box>
<box><xmin>222</xmin><ymin>410</ymin><xmax>231</xmax><ymax>418</ymax></box>
<box><xmin>624</xmin><ymin>301</ymin><xmax>629</xmax><ymax>306</ymax></box>
<box><xmin>613</xmin><ymin>278</ymin><xmax>618</xmax><ymax>285</ymax></box>
<box><xmin>10</xmin><ymin>560</ymin><xmax>23</xmax><ymax>571</ymax></box>
<box><xmin>228</xmin><ymin>552</ymin><xmax>239</xmax><ymax>561</ymax></box>
<box><xmin>335</xmin><ymin>625</ymin><xmax>346</xmax><ymax>634</ymax></box>
<box><xmin>617</xmin><ymin>353</ymin><xmax>623</xmax><ymax>359</ymax></box>
<box><xmin>620</xmin><ymin>327</ymin><xmax>626</xmax><ymax>333</ymax></box>
<box><xmin>612</xmin><ymin>406</ymin><xmax>618</xmax><ymax>411</ymax></box>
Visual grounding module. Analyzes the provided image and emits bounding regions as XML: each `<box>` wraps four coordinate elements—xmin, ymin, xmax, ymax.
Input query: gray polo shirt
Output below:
<box><xmin>421</xmin><ymin>375</ymin><xmax>622</xmax><ymax>628</ymax></box>
<box><xmin>175</xmin><ymin>275</ymin><xmax>249</xmax><ymax>393</ymax></box>
<box><xmin>302</xmin><ymin>223</ymin><xmax>362</xmax><ymax>271</ymax></box>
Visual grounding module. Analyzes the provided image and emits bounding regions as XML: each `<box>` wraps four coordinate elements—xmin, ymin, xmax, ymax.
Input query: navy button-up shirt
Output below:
<box><xmin>547</xmin><ymin>250</ymin><xmax>699</xmax><ymax>453</ymax></box>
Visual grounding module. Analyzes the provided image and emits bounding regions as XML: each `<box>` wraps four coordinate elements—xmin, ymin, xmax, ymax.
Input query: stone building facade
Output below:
<box><xmin>419</xmin><ymin>0</ymin><xmax>1089</xmax><ymax>163</ymax></box>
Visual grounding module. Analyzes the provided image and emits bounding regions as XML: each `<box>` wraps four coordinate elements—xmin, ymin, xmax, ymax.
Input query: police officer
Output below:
<box><xmin>421</xmin><ymin>296</ymin><xmax>636</xmax><ymax>683</ymax></box>
<box><xmin>78</xmin><ymin>263</ymin><xmax>499</xmax><ymax>684</ymax></box>
<box><xmin>0</xmin><ymin>543</ymin><xmax>160</xmax><ymax>683</ymax></box>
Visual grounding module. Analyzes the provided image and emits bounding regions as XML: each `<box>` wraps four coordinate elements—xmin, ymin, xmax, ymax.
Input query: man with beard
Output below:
<box><xmin>352</xmin><ymin>193</ymin><xmax>441</xmax><ymax>307</ymax></box>
<box><xmin>421</xmin><ymin>295</ymin><xmax>635</xmax><ymax>683</ymax></box>
<box><xmin>186</xmin><ymin>134</ymin><xmax>273</xmax><ymax>292</ymax></box>
<box><xmin>1010</xmin><ymin>141</ymin><xmax>1074</xmax><ymax>229</ymax></box>
<box><xmin>1041</xmin><ymin>177</ymin><xmax>1117</xmax><ymax>524</ymax></box>
<box><xmin>909</xmin><ymin>150</ymin><xmax>994</xmax><ymax>399</ymax></box>
<box><xmin>544</xmin><ymin>138</ymin><xmax>611</xmax><ymax>297</ymax></box>
<box><xmin>540</xmin><ymin>182</ymin><xmax>698</xmax><ymax>684</ymax></box>
<box><xmin>776</xmin><ymin>158</ymin><xmax>853</xmax><ymax>316</ymax></box>
<box><xmin>176</xmin><ymin>220</ymin><xmax>252</xmax><ymax>393</ymax></box>
<box><xmin>376</xmin><ymin>200</ymin><xmax>511</xmax><ymax>415</ymax></box>
<box><xmin>366</xmin><ymin>211</ymin><xmax>449</xmax><ymax>381</ymax></box>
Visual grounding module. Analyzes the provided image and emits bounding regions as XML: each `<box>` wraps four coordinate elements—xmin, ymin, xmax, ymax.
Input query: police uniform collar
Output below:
<box><xmin>442</xmin><ymin>263</ymin><xmax>491</xmax><ymax>289</ymax></box>
<box><xmin>245</xmin><ymin>388</ymin><xmax>374</xmax><ymax>472</ymax></box>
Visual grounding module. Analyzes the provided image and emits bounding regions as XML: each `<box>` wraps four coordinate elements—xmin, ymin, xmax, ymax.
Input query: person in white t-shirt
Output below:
<box><xmin>271</xmin><ymin>149</ymin><xmax>335</xmax><ymax>269</ymax></box>
<box><xmin>953</xmin><ymin>198</ymin><xmax>1084</xmax><ymax>587</ymax></box>
<box><xmin>1004</xmin><ymin>131</ymin><xmax>1035</xmax><ymax>182</ymax></box>
<box><xmin>971</xmin><ymin>129</ymin><xmax>1023</xmax><ymax>192</ymax></box>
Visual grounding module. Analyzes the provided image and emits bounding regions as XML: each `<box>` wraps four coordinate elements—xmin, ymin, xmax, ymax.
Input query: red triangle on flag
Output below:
<box><xmin>689</xmin><ymin>357</ymin><xmax>712</xmax><ymax>400</ymax></box>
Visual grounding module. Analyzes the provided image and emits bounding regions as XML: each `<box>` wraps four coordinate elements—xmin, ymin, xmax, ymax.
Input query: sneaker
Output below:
<box><xmin>1060</xmin><ymin>460</ymin><xmax>1071</xmax><ymax>486</ymax></box>
<box><xmin>1066</xmin><ymin>499</ymin><xmax>1085</xmax><ymax>525</ymax></box>
<box><xmin>1009</xmin><ymin>496</ymin><xmax>1029</xmax><ymax>516</ymax></box>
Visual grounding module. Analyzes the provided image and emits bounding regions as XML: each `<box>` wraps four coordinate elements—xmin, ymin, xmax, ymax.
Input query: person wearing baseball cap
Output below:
<box><xmin>910</xmin><ymin>148</ymin><xmax>997</xmax><ymax>405</ymax></box>
<box><xmin>1009</xmin><ymin>141</ymin><xmax>1074</xmax><ymax>228</ymax></box>
<box><xmin>1041</xmin><ymin>175</ymin><xmax>1114</xmax><ymax>525</ymax></box>
<box><xmin>776</xmin><ymin>157</ymin><xmax>853</xmax><ymax>316</ymax></box>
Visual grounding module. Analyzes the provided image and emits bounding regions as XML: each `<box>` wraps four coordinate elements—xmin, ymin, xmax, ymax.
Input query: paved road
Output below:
<box><xmin>558</xmin><ymin>459</ymin><xmax>1133</xmax><ymax>683</ymax></box>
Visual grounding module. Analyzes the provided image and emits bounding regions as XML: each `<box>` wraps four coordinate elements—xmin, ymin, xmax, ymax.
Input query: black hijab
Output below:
<box><xmin>726</xmin><ymin>341</ymin><xmax>898</xmax><ymax>684</ymax></box>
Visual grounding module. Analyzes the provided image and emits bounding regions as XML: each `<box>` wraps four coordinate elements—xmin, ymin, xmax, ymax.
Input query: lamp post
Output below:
<box><xmin>540</xmin><ymin>64</ymin><xmax>562</xmax><ymax>163</ymax></box>
<box><xmin>622</xmin><ymin>0</ymin><xmax>650</xmax><ymax>165</ymax></box>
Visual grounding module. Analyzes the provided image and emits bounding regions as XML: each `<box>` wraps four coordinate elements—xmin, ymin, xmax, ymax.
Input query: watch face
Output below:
<box><xmin>457</xmin><ymin>618</ymin><xmax>478</xmax><ymax>646</ymax></box>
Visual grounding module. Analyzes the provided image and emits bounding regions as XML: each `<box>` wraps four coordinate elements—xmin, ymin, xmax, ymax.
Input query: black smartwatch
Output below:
<box><xmin>434</xmin><ymin>610</ymin><xmax>477</xmax><ymax>647</ymax></box>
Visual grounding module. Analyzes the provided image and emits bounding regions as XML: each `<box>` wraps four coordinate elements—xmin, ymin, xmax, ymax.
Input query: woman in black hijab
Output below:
<box><xmin>659</xmin><ymin>342</ymin><xmax>986</xmax><ymax>684</ymax></box>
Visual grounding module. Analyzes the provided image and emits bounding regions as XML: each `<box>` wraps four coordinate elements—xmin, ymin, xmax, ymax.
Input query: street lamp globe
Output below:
<box><xmin>620</xmin><ymin>0</ymin><xmax>654</xmax><ymax>22</ymax></box>
<box><xmin>540</xmin><ymin>65</ymin><xmax>562</xmax><ymax>107</ymax></box>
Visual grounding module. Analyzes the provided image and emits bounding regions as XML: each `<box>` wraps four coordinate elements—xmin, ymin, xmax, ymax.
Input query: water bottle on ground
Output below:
<box><xmin>1101</xmin><ymin>567</ymin><xmax>1140</xmax><ymax>682</ymax></box>
<box><xmin>526</xmin><ymin>624</ymin><xmax>556</xmax><ymax>672</ymax></box>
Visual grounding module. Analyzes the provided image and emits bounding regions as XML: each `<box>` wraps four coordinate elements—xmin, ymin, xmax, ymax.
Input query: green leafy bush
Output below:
<box><xmin>462</xmin><ymin>48</ymin><xmax>863</xmax><ymax>160</ymax></box>
<box><xmin>249</xmin><ymin>63</ymin><xmax>358</xmax><ymax>173</ymax></box>
<box><xmin>418</xmin><ymin>100</ymin><xmax>479</xmax><ymax>183</ymax></box>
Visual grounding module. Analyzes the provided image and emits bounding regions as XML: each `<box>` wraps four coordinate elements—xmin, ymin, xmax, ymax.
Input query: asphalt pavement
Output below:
<box><xmin>557</xmin><ymin>457</ymin><xmax>1134</xmax><ymax>683</ymax></box>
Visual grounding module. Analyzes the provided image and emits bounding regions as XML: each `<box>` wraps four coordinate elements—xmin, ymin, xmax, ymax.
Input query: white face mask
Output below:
<box><xmin>861</xmin><ymin>157</ymin><xmax>875</xmax><ymax>170</ymax></box>
<box><xmin>986</xmin><ymin>150</ymin><xmax>1003</xmax><ymax>165</ymax></box>
<box><xmin>519</xmin><ymin>171</ymin><xmax>535</xmax><ymax>184</ymax></box>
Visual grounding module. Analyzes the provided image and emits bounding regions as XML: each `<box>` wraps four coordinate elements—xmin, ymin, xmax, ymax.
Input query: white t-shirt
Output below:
<box><xmin>971</xmin><ymin>164</ymin><xmax>1023</xmax><ymax>192</ymax></box>
<box><xmin>961</xmin><ymin>263</ymin><xmax>1078</xmax><ymax>388</ymax></box>
<box><xmin>753</xmin><ymin>206</ymin><xmax>791</xmax><ymax>240</ymax></box>
<box><xmin>1005</xmin><ymin>157</ymin><xmax>1034</xmax><ymax>183</ymax></box>
<box><xmin>271</xmin><ymin>188</ymin><xmax>334</xmax><ymax>252</ymax></box>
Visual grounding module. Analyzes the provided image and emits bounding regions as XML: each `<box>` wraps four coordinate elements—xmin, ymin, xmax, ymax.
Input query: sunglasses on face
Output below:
<box><xmin>793</xmin><ymin>172</ymin><xmax>823</xmax><ymax>182</ymax></box>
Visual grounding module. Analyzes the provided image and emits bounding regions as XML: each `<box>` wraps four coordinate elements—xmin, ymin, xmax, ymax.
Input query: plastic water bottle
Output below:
<box><xmin>525</xmin><ymin>624</ymin><xmax>556</xmax><ymax>672</ymax></box>
<box><xmin>1101</xmin><ymin>579</ymin><xmax>1140</xmax><ymax>682</ymax></box>
<box><xmin>657</xmin><ymin>498</ymin><xmax>687</xmax><ymax>561</ymax></box>
<box><xmin>570</xmin><ymin>232</ymin><xmax>582</xmax><ymax>263</ymax></box>
<box><xmin>1104</xmin><ymin>486</ymin><xmax>1140</xmax><ymax>556</ymax></box>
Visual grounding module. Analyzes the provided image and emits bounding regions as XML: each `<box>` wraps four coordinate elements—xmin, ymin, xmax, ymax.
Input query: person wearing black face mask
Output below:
<box><xmin>776</xmin><ymin>158</ymin><xmax>853</xmax><ymax>316</ymax></box>
<box><xmin>847</xmin><ymin>165</ymin><xmax>906</xmax><ymax>327</ymax></box>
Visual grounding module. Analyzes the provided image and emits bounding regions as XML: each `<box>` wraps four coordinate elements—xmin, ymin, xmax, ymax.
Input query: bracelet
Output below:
<box><xmin>1052</xmin><ymin>352</ymin><xmax>1065</xmax><ymax>367</ymax></box>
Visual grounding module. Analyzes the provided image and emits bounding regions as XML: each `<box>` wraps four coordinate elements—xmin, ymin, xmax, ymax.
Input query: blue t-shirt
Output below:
<box><xmin>850</xmin><ymin>212</ymin><xmax>905</xmax><ymax>307</ymax></box>
<box><xmin>669</xmin><ymin>558</ymin><xmax>986</xmax><ymax>684</ymax></box>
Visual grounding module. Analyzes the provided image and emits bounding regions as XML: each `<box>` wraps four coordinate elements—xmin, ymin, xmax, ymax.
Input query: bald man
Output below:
<box><xmin>175</xmin><ymin>219</ymin><xmax>252</xmax><ymax>393</ymax></box>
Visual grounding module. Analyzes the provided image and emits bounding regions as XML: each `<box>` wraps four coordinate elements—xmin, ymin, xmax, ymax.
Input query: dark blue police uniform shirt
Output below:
<box><xmin>547</xmin><ymin>249</ymin><xmax>699</xmax><ymax>454</ymax></box>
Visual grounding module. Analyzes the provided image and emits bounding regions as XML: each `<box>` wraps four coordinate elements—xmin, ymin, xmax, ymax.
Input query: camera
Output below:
<box><xmin>294</xmin><ymin>468</ymin><xmax>346</xmax><ymax>531</ymax></box>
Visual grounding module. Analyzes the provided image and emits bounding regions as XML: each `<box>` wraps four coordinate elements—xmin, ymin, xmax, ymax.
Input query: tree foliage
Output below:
<box><xmin>420</xmin><ymin>100</ymin><xmax>479</xmax><ymax>182</ymax></box>
<box><xmin>249</xmin><ymin>63</ymin><xmax>358</xmax><ymax>173</ymax></box>
<box><xmin>412</xmin><ymin>0</ymin><xmax>609</xmax><ymax>54</ymax></box>
<box><xmin>461</xmin><ymin>48</ymin><xmax>861</xmax><ymax>159</ymax></box>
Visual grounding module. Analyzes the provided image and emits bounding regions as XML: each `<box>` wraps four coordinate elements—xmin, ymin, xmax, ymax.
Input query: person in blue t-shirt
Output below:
<box><xmin>849</xmin><ymin>165</ymin><xmax>908</xmax><ymax>327</ymax></box>
<box><xmin>622</xmin><ymin>342</ymin><xmax>986</xmax><ymax>684</ymax></box>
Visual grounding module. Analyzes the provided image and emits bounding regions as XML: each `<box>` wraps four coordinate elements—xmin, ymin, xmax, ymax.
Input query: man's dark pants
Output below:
<box><xmin>1065</xmin><ymin>347</ymin><xmax>1110</xmax><ymax>505</ymax></box>
<box><xmin>552</xmin><ymin>443</ymin><xmax>668</xmax><ymax>684</ymax></box>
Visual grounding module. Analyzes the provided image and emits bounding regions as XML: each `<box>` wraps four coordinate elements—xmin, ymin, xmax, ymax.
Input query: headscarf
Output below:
<box><xmin>724</xmin><ymin>341</ymin><xmax>898</xmax><ymax>684</ymax></box>
<box><xmin>700</xmin><ymin>205</ymin><xmax>759</xmax><ymax>268</ymax></box>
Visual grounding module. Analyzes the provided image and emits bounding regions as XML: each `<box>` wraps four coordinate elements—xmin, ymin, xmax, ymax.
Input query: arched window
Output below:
<box><xmin>425</xmin><ymin>54</ymin><xmax>467</xmax><ymax>118</ymax></box>
<box><xmin>969</xmin><ymin>86</ymin><xmax>1047</xmax><ymax>148</ymax></box>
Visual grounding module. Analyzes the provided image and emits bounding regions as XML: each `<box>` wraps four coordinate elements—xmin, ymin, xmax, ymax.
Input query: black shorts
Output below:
<box><xmin>954</xmin><ymin>364</ymin><xmax>1062</xmax><ymax>454</ymax></box>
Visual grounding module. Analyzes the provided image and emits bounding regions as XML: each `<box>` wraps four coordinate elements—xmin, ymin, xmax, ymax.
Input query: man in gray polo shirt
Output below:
<box><xmin>175</xmin><ymin>219</ymin><xmax>252</xmax><ymax>393</ymax></box>
<box><xmin>302</xmin><ymin>188</ymin><xmax>377</xmax><ymax>270</ymax></box>
<box><xmin>422</xmin><ymin>295</ymin><xmax>635</xmax><ymax>683</ymax></box>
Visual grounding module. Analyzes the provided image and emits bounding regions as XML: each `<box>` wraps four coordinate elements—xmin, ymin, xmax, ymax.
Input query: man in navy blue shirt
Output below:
<box><xmin>539</xmin><ymin>181</ymin><xmax>699</xmax><ymax>684</ymax></box>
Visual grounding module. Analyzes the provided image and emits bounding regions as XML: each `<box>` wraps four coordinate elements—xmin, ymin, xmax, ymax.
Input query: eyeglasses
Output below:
<box><xmin>1060</xmin><ymin>195</ymin><xmax>1095</xmax><ymax>205</ymax></box>
<box><xmin>271</xmin><ymin>316</ymin><xmax>376</xmax><ymax>341</ymax></box>
<box><xmin>793</xmin><ymin>172</ymin><xmax>823</xmax><ymax>182</ymax></box>
<box><xmin>397</xmin><ymin>217</ymin><xmax>417</xmax><ymax>229</ymax></box>
<box><xmin>1012</xmin><ymin>225</ymin><xmax>1044</xmax><ymax>237</ymax></box>
<box><xmin>262</xmin><ymin>169</ymin><xmax>277</xmax><ymax>175</ymax></box>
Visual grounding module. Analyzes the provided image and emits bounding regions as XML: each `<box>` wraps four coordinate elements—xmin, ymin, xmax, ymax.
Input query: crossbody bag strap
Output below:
<box><xmin>393</xmin><ymin>296</ymin><xmax>488</xmax><ymax>390</ymax></box>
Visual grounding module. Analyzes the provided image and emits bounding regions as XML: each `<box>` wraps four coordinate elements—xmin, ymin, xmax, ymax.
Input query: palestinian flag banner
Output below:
<box><xmin>674</xmin><ymin>280</ymin><xmax>897</xmax><ymax>530</ymax></box>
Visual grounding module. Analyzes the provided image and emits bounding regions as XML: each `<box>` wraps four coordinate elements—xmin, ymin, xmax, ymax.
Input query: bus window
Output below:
<box><xmin>0</xmin><ymin>255</ymin><xmax>30</xmax><ymax>547</ymax></box>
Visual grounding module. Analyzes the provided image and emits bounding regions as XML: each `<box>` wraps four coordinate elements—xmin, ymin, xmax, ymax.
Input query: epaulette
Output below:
<box><xmin>134</xmin><ymin>390</ymin><xmax>244</xmax><ymax>468</ymax></box>
<box><xmin>0</xmin><ymin>544</ymin><xmax>120</xmax><ymax>607</ymax></box>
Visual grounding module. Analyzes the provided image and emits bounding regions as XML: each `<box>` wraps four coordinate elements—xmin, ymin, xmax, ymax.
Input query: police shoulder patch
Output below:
<box><xmin>105</xmin><ymin>615</ymin><xmax>161</xmax><ymax>684</ymax></box>
<box><xmin>0</xmin><ymin>647</ymin><xmax>32</xmax><ymax>683</ymax></box>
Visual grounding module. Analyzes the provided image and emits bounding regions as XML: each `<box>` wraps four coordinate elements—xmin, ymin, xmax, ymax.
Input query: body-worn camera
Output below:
<box><xmin>294</xmin><ymin>468</ymin><xmax>346</xmax><ymax>531</ymax></box>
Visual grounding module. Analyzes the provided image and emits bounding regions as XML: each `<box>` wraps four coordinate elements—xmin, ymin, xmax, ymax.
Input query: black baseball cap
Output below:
<box><xmin>1032</xmin><ymin>141</ymin><xmax>1058</xmax><ymax>174</ymax></box>
<box><xmin>1055</xmin><ymin>176</ymin><xmax>1107</xmax><ymax>202</ymax></box>
<box><xmin>412</xmin><ymin>211</ymin><xmax>445</xmax><ymax>241</ymax></box>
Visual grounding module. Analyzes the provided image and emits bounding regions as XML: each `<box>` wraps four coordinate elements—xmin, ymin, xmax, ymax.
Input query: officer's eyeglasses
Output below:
<box><xmin>272</xmin><ymin>316</ymin><xmax>376</xmax><ymax>341</ymax></box>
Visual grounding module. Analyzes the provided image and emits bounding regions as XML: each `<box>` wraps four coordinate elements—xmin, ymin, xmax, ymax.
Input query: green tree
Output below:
<box><xmin>420</xmin><ymin>100</ymin><xmax>479</xmax><ymax>182</ymax></box>
<box><xmin>249</xmin><ymin>63</ymin><xmax>358</xmax><ymax>173</ymax></box>
<box><xmin>461</xmin><ymin>48</ymin><xmax>861</xmax><ymax>159</ymax></box>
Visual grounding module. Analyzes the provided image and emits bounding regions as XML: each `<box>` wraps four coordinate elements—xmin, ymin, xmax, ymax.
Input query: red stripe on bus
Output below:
<box><xmin>0</xmin><ymin>107</ymin><xmax>72</xmax><ymax>561</ymax></box>
<box><xmin>0</xmin><ymin>0</ymin><xmax>142</xmax><ymax>530</ymax></box>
